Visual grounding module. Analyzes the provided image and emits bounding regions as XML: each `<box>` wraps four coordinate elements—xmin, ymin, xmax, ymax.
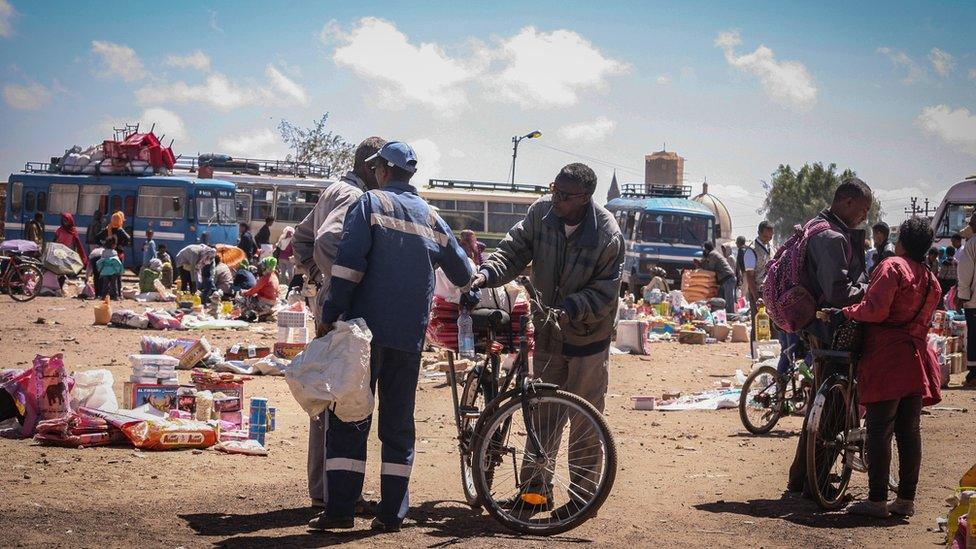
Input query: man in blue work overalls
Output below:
<box><xmin>309</xmin><ymin>141</ymin><xmax>473</xmax><ymax>532</ymax></box>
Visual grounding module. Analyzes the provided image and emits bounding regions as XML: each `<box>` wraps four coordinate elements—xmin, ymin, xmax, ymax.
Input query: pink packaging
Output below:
<box><xmin>2</xmin><ymin>355</ymin><xmax>74</xmax><ymax>437</ymax></box>
<box><xmin>219</xmin><ymin>410</ymin><xmax>243</xmax><ymax>428</ymax></box>
<box><xmin>168</xmin><ymin>409</ymin><xmax>192</xmax><ymax>420</ymax></box>
<box><xmin>219</xmin><ymin>429</ymin><xmax>250</xmax><ymax>442</ymax></box>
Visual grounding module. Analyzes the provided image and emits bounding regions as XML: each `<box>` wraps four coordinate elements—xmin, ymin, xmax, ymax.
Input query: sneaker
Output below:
<box><xmin>497</xmin><ymin>493</ymin><xmax>554</xmax><ymax>513</ymax></box>
<box><xmin>846</xmin><ymin>500</ymin><xmax>890</xmax><ymax>518</ymax></box>
<box><xmin>887</xmin><ymin>498</ymin><xmax>915</xmax><ymax>517</ymax></box>
<box><xmin>308</xmin><ymin>514</ymin><xmax>354</xmax><ymax>531</ymax></box>
<box><xmin>371</xmin><ymin>517</ymin><xmax>401</xmax><ymax>533</ymax></box>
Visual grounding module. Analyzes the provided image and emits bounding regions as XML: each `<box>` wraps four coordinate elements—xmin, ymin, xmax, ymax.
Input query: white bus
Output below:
<box><xmin>931</xmin><ymin>174</ymin><xmax>976</xmax><ymax>249</ymax></box>
<box><xmin>419</xmin><ymin>179</ymin><xmax>547</xmax><ymax>247</ymax></box>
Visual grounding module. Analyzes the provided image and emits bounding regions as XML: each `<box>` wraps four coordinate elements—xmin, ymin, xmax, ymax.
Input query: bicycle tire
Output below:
<box><xmin>472</xmin><ymin>390</ymin><xmax>617</xmax><ymax>536</ymax></box>
<box><xmin>9</xmin><ymin>264</ymin><xmax>42</xmax><ymax>302</ymax></box>
<box><xmin>806</xmin><ymin>376</ymin><xmax>854</xmax><ymax>510</ymax></box>
<box><xmin>738</xmin><ymin>365</ymin><xmax>783</xmax><ymax>435</ymax></box>
<box><xmin>458</xmin><ymin>354</ymin><xmax>501</xmax><ymax>509</ymax></box>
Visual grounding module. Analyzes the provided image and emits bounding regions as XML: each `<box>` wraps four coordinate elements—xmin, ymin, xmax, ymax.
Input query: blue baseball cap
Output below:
<box><xmin>366</xmin><ymin>141</ymin><xmax>418</xmax><ymax>173</ymax></box>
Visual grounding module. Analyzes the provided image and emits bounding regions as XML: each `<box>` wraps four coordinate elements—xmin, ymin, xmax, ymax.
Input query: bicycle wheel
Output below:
<box><xmin>738</xmin><ymin>366</ymin><xmax>783</xmax><ymax>435</ymax></box>
<box><xmin>458</xmin><ymin>354</ymin><xmax>500</xmax><ymax>508</ymax></box>
<box><xmin>805</xmin><ymin>376</ymin><xmax>854</xmax><ymax>510</ymax></box>
<box><xmin>8</xmin><ymin>263</ymin><xmax>42</xmax><ymax>302</ymax></box>
<box><xmin>472</xmin><ymin>390</ymin><xmax>617</xmax><ymax>535</ymax></box>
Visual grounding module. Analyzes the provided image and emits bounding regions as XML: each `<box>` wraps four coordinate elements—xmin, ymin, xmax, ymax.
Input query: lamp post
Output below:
<box><xmin>510</xmin><ymin>130</ymin><xmax>542</xmax><ymax>187</ymax></box>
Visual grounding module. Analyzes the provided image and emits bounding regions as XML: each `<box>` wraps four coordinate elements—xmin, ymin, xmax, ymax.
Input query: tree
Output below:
<box><xmin>278</xmin><ymin>113</ymin><xmax>354</xmax><ymax>178</ymax></box>
<box><xmin>761</xmin><ymin>162</ymin><xmax>882</xmax><ymax>240</ymax></box>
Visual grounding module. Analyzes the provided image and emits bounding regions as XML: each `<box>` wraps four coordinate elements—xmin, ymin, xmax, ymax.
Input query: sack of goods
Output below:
<box><xmin>680</xmin><ymin>269</ymin><xmax>718</xmax><ymax>303</ymax></box>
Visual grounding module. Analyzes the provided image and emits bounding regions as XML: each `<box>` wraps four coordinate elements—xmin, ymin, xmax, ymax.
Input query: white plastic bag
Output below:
<box><xmin>69</xmin><ymin>369</ymin><xmax>119</xmax><ymax>411</ymax></box>
<box><xmin>283</xmin><ymin>319</ymin><xmax>374</xmax><ymax>422</ymax></box>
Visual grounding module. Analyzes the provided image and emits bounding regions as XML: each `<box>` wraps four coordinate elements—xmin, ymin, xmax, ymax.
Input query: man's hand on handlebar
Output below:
<box><xmin>468</xmin><ymin>273</ymin><xmax>487</xmax><ymax>291</ymax></box>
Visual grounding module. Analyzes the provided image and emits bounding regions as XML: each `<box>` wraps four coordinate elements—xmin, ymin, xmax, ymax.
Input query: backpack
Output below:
<box><xmin>761</xmin><ymin>217</ymin><xmax>839</xmax><ymax>333</ymax></box>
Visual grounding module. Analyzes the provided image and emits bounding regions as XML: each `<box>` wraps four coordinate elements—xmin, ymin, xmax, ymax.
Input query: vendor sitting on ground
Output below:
<box><xmin>157</xmin><ymin>245</ymin><xmax>174</xmax><ymax>288</ymax></box>
<box><xmin>232</xmin><ymin>259</ymin><xmax>257</xmax><ymax>294</ymax></box>
<box><xmin>139</xmin><ymin>258</ymin><xmax>163</xmax><ymax>293</ymax></box>
<box><xmin>96</xmin><ymin>236</ymin><xmax>124</xmax><ymax>300</ymax></box>
<box><xmin>240</xmin><ymin>257</ymin><xmax>279</xmax><ymax>321</ymax></box>
<box><xmin>213</xmin><ymin>256</ymin><xmax>234</xmax><ymax>296</ymax></box>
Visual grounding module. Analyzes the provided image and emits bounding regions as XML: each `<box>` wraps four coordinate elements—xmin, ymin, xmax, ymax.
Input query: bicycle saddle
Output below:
<box><xmin>471</xmin><ymin>309</ymin><xmax>511</xmax><ymax>330</ymax></box>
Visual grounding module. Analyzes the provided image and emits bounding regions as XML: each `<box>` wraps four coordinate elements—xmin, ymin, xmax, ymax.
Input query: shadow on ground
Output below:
<box><xmin>694</xmin><ymin>496</ymin><xmax>908</xmax><ymax>530</ymax></box>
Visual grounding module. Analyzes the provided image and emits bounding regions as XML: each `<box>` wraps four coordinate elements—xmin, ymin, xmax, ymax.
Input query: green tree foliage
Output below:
<box><xmin>278</xmin><ymin>113</ymin><xmax>354</xmax><ymax>178</ymax></box>
<box><xmin>761</xmin><ymin>162</ymin><xmax>882</xmax><ymax>240</ymax></box>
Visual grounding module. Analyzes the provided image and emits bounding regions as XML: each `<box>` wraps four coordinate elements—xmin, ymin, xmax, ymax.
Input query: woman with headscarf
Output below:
<box><xmin>86</xmin><ymin>210</ymin><xmax>103</xmax><ymax>252</ymax></box>
<box><xmin>54</xmin><ymin>212</ymin><xmax>88</xmax><ymax>269</ymax></box>
<box><xmin>241</xmin><ymin>256</ymin><xmax>280</xmax><ymax>321</ymax></box>
<box><xmin>274</xmin><ymin>226</ymin><xmax>296</xmax><ymax>283</ymax></box>
<box><xmin>95</xmin><ymin>211</ymin><xmax>131</xmax><ymax>265</ymax></box>
<box><xmin>459</xmin><ymin>229</ymin><xmax>485</xmax><ymax>265</ymax></box>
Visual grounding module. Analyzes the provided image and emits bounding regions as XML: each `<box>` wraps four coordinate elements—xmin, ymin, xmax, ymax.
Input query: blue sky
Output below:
<box><xmin>1</xmin><ymin>0</ymin><xmax>974</xmax><ymax>234</ymax></box>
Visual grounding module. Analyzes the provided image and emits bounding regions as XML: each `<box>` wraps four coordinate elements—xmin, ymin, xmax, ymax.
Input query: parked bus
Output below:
<box><xmin>420</xmin><ymin>179</ymin><xmax>547</xmax><ymax>248</ymax></box>
<box><xmin>931</xmin><ymin>174</ymin><xmax>976</xmax><ymax>249</ymax></box>
<box><xmin>4</xmin><ymin>162</ymin><xmax>239</xmax><ymax>268</ymax></box>
<box><xmin>606</xmin><ymin>184</ymin><xmax>716</xmax><ymax>294</ymax></box>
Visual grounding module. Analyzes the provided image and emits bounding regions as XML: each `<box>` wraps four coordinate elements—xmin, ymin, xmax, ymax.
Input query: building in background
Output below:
<box><xmin>691</xmin><ymin>181</ymin><xmax>732</xmax><ymax>245</ymax></box>
<box><xmin>644</xmin><ymin>149</ymin><xmax>684</xmax><ymax>189</ymax></box>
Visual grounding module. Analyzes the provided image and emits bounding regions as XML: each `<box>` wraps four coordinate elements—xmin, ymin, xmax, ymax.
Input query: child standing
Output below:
<box><xmin>939</xmin><ymin>246</ymin><xmax>958</xmax><ymax>297</ymax></box>
<box><xmin>142</xmin><ymin>229</ymin><xmax>157</xmax><ymax>271</ymax></box>
<box><xmin>97</xmin><ymin>236</ymin><xmax>124</xmax><ymax>300</ymax></box>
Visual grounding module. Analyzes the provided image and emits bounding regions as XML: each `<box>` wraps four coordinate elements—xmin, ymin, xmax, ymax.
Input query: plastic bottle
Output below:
<box><xmin>192</xmin><ymin>291</ymin><xmax>202</xmax><ymax>308</ymax></box>
<box><xmin>458</xmin><ymin>307</ymin><xmax>475</xmax><ymax>359</ymax></box>
<box><xmin>968</xmin><ymin>498</ymin><xmax>976</xmax><ymax>547</ymax></box>
<box><xmin>946</xmin><ymin>490</ymin><xmax>974</xmax><ymax>543</ymax></box>
<box><xmin>755</xmin><ymin>299</ymin><xmax>771</xmax><ymax>341</ymax></box>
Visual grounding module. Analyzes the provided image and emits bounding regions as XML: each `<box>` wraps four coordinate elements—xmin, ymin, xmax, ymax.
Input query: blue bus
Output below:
<box><xmin>4</xmin><ymin>166</ymin><xmax>239</xmax><ymax>268</ymax></box>
<box><xmin>607</xmin><ymin>184</ymin><xmax>716</xmax><ymax>294</ymax></box>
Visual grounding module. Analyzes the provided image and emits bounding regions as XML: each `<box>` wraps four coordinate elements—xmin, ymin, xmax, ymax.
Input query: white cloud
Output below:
<box><xmin>408</xmin><ymin>138</ymin><xmax>442</xmax><ymax>187</ymax></box>
<box><xmin>873</xmin><ymin>182</ymin><xmax>948</xmax><ymax>221</ymax></box>
<box><xmin>164</xmin><ymin>50</ymin><xmax>211</xmax><ymax>71</ymax></box>
<box><xmin>715</xmin><ymin>29</ymin><xmax>817</xmax><ymax>108</ymax></box>
<box><xmin>218</xmin><ymin>128</ymin><xmax>287</xmax><ymax>159</ymax></box>
<box><xmin>0</xmin><ymin>0</ymin><xmax>15</xmax><ymax>38</ymax></box>
<box><xmin>3</xmin><ymin>81</ymin><xmax>52</xmax><ymax>110</ymax></box>
<box><xmin>489</xmin><ymin>26</ymin><xmax>629</xmax><ymax>109</ymax></box>
<box><xmin>448</xmin><ymin>148</ymin><xmax>466</xmax><ymax>159</ymax></box>
<box><xmin>91</xmin><ymin>40</ymin><xmax>147</xmax><ymax>81</ymax></box>
<box><xmin>557</xmin><ymin>116</ymin><xmax>616</xmax><ymax>143</ymax></box>
<box><xmin>138</xmin><ymin>107</ymin><xmax>186</xmax><ymax>142</ymax></box>
<box><xmin>656</xmin><ymin>74</ymin><xmax>672</xmax><ymax>85</ymax></box>
<box><xmin>917</xmin><ymin>104</ymin><xmax>976</xmax><ymax>156</ymax></box>
<box><xmin>208</xmin><ymin>9</ymin><xmax>224</xmax><ymax>34</ymax></box>
<box><xmin>929</xmin><ymin>48</ymin><xmax>954</xmax><ymax>77</ymax></box>
<box><xmin>135</xmin><ymin>67</ymin><xmax>308</xmax><ymax>111</ymax></box>
<box><xmin>970</xmin><ymin>68</ymin><xmax>976</xmax><ymax>81</ymax></box>
<box><xmin>266</xmin><ymin>64</ymin><xmax>309</xmax><ymax>105</ymax></box>
<box><xmin>324</xmin><ymin>17</ymin><xmax>481</xmax><ymax>113</ymax></box>
<box><xmin>876</xmin><ymin>46</ymin><xmax>925</xmax><ymax>84</ymax></box>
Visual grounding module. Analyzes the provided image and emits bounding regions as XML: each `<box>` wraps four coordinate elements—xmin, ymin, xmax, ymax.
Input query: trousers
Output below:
<box><xmin>325</xmin><ymin>343</ymin><xmax>420</xmax><ymax>525</ymax></box>
<box><xmin>522</xmin><ymin>348</ymin><xmax>610</xmax><ymax>500</ymax></box>
<box><xmin>308</xmin><ymin>409</ymin><xmax>329</xmax><ymax>504</ymax></box>
<box><xmin>865</xmin><ymin>396</ymin><xmax>922</xmax><ymax>502</ymax></box>
<box><xmin>966</xmin><ymin>308</ymin><xmax>976</xmax><ymax>381</ymax></box>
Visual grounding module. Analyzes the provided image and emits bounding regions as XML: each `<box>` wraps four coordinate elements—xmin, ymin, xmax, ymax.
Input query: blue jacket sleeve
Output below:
<box><xmin>321</xmin><ymin>195</ymin><xmax>374</xmax><ymax>324</ymax></box>
<box><xmin>432</xmin><ymin>216</ymin><xmax>474</xmax><ymax>287</ymax></box>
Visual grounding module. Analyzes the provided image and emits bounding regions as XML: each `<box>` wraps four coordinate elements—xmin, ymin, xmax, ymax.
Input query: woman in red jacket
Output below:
<box><xmin>54</xmin><ymin>212</ymin><xmax>88</xmax><ymax>268</ymax></box>
<box><xmin>843</xmin><ymin>217</ymin><xmax>942</xmax><ymax>519</ymax></box>
<box><xmin>241</xmin><ymin>256</ymin><xmax>280</xmax><ymax>321</ymax></box>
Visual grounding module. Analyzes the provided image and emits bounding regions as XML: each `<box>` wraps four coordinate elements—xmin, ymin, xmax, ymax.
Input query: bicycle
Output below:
<box><xmin>804</xmin><ymin>311</ymin><xmax>899</xmax><ymax>510</ymax></box>
<box><xmin>444</xmin><ymin>277</ymin><xmax>617</xmax><ymax>535</ymax></box>
<box><xmin>0</xmin><ymin>250</ymin><xmax>43</xmax><ymax>302</ymax></box>
<box><xmin>738</xmin><ymin>341</ymin><xmax>814</xmax><ymax>435</ymax></box>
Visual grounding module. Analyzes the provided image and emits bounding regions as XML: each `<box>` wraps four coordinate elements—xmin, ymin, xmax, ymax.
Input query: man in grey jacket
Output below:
<box><xmin>471</xmin><ymin>162</ymin><xmax>625</xmax><ymax>512</ymax></box>
<box><xmin>292</xmin><ymin>136</ymin><xmax>385</xmax><ymax>512</ymax></box>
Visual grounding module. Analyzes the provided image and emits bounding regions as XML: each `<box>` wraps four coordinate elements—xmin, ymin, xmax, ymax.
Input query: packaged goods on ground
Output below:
<box><xmin>123</xmin><ymin>382</ymin><xmax>179</xmax><ymax>411</ymax></box>
<box><xmin>656</xmin><ymin>389</ymin><xmax>740</xmax><ymax>411</ymax></box>
<box><xmin>730</xmin><ymin>323</ymin><xmax>749</xmax><ymax>343</ymax></box>
<box><xmin>164</xmin><ymin>337</ymin><xmax>212</xmax><ymax>369</ymax></box>
<box><xmin>681</xmin><ymin>269</ymin><xmax>718</xmax><ymax>303</ymax></box>
<box><xmin>0</xmin><ymin>354</ymin><xmax>74</xmax><ymax>437</ymax></box>
<box><xmin>69</xmin><ymin>369</ymin><xmax>119</xmax><ymax>412</ymax></box>
<box><xmin>226</xmin><ymin>344</ymin><xmax>271</xmax><ymax>361</ymax></box>
<box><xmin>215</xmin><ymin>439</ymin><xmax>268</xmax><ymax>456</ymax></box>
<box><xmin>678</xmin><ymin>330</ymin><xmax>707</xmax><ymax>345</ymax></box>
<box><xmin>631</xmin><ymin>395</ymin><xmax>656</xmax><ymax>410</ymax></box>
<box><xmin>616</xmin><ymin>320</ymin><xmax>651</xmax><ymax>354</ymax></box>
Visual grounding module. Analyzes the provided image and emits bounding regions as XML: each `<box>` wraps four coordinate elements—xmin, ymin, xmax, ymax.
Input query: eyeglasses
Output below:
<box><xmin>549</xmin><ymin>183</ymin><xmax>588</xmax><ymax>201</ymax></box>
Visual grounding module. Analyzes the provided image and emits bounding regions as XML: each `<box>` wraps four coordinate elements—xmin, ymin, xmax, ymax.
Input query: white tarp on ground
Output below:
<box><xmin>656</xmin><ymin>389</ymin><xmax>741</xmax><ymax>411</ymax></box>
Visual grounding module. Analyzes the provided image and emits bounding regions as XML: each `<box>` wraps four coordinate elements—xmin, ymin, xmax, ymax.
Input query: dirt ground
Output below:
<box><xmin>0</xmin><ymin>294</ymin><xmax>972</xmax><ymax>548</ymax></box>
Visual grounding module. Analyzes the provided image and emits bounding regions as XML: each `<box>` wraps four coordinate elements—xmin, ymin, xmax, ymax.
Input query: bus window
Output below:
<box><xmin>110</xmin><ymin>195</ymin><xmax>122</xmax><ymax>214</ymax></box>
<box><xmin>235</xmin><ymin>193</ymin><xmax>252</xmax><ymax>224</ymax></box>
<box><xmin>78</xmin><ymin>185</ymin><xmax>110</xmax><ymax>216</ymax></box>
<box><xmin>48</xmin><ymin>183</ymin><xmax>79</xmax><ymax>214</ymax></box>
<box><xmin>430</xmin><ymin>199</ymin><xmax>485</xmax><ymax>231</ymax></box>
<box><xmin>36</xmin><ymin>191</ymin><xmax>47</xmax><ymax>213</ymax></box>
<box><xmin>9</xmin><ymin>182</ymin><xmax>23</xmax><ymax>215</ymax></box>
<box><xmin>941</xmin><ymin>204</ymin><xmax>976</xmax><ymax>237</ymax></box>
<box><xmin>487</xmin><ymin>202</ymin><xmax>529</xmax><ymax>233</ymax></box>
<box><xmin>124</xmin><ymin>196</ymin><xmax>136</xmax><ymax>218</ymax></box>
<box><xmin>624</xmin><ymin>212</ymin><xmax>636</xmax><ymax>239</ymax></box>
<box><xmin>251</xmin><ymin>188</ymin><xmax>274</xmax><ymax>220</ymax></box>
<box><xmin>24</xmin><ymin>191</ymin><xmax>35</xmax><ymax>212</ymax></box>
<box><xmin>196</xmin><ymin>189</ymin><xmax>237</xmax><ymax>224</ymax></box>
<box><xmin>275</xmin><ymin>189</ymin><xmax>319</xmax><ymax>223</ymax></box>
<box><xmin>136</xmin><ymin>186</ymin><xmax>185</xmax><ymax>218</ymax></box>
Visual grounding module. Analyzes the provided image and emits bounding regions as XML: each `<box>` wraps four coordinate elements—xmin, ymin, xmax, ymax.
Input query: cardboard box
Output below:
<box><xmin>194</xmin><ymin>381</ymin><xmax>244</xmax><ymax>402</ymax></box>
<box><xmin>950</xmin><ymin>353</ymin><xmax>965</xmax><ymax>374</ymax></box>
<box><xmin>706</xmin><ymin>324</ymin><xmax>732</xmax><ymax>342</ymax></box>
<box><xmin>274</xmin><ymin>342</ymin><xmax>306</xmax><ymax>359</ymax></box>
<box><xmin>123</xmin><ymin>382</ymin><xmax>179</xmax><ymax>412</ymax></box>
<box><xmin>225</xmin><ymin>345</ymin><xmax>271</xmax><ymax>361</ymax></box>
<box><xmin>164</xmin><ymin>337</ymin><xmax>212</xmax><ymax>369</ymax></box>
<box><xmin>678</xmin><ymin>330</ymin><xmax>707</xmax><ymax>345</ymax></box>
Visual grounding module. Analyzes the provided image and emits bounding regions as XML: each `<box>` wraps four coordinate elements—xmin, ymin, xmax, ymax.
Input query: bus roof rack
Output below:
<box><xmin>173</xmin><ymin>155</ymin><xmax>333</xmax><ymax>178</ymax></box>
<box><xmin>620</xmin><ymin>183</ymin><xmax>692</xmax><ymax>199</ymax></box>
<box><xmin>427</xmin><ymin>179</ymin><xmax>548</xmax><ymax>194</ymax></box>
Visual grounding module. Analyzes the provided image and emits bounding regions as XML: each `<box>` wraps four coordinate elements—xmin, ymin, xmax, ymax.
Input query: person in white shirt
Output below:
<box><xmin>954</xmin><ymin>214</ymin><xmax>976</xmax><ymax>387</ymax></box>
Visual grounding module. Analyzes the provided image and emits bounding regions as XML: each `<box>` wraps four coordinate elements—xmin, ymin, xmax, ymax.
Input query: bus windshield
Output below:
<box><xmin>197</xmin><ymin>189</ymin><xmax>237</xmax><ymax>225</ymax></box>
<box><xmin>641</xmin><ymin>213</ymin><xmax>710</xmax><ymax>245</ymax></box>
<box><xmin>940</xmin><ymin>203</ymin><xmax>975</xmax><ymax>237</ymax></box>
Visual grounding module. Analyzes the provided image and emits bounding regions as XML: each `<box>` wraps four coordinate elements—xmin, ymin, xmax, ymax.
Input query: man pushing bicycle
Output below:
<box><xmin>470</xmin><ymin>162</ymin><xmax>625</xmax><ymax>513</ymax></box>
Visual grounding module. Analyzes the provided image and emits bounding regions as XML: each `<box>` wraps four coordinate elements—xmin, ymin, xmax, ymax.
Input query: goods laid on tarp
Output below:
<box><xmin>681</xmin><ymin>269</ymin><xmax>718</xmax><ymax>303</ymax></box>
<box><xmin>283</xmin><ymin>318</ymin><xmax>374</xmax><ymax>422</ymax></box>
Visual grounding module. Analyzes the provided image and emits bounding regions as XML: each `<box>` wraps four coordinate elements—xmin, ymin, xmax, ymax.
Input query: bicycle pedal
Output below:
<box><xmin>458</xmin><ymin>406</ymin><xmax>480</xmax><ymax>419</ymax></box>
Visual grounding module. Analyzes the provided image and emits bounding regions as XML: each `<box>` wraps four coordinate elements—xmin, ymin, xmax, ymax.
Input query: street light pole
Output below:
<box><xmin>510</xmin><ymin>130</ymin><xmax>542</xmax><ymax>188</ymax></box>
